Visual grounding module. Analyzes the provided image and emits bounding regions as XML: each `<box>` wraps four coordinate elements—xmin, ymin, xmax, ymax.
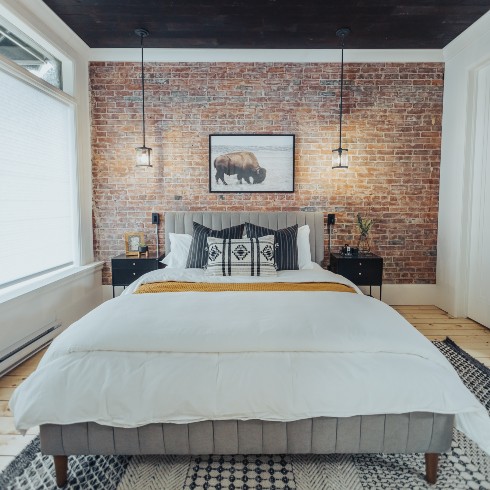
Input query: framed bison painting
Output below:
<box><xmin>209</xmin><ymin>134</ymin><xmax>295</xmax><ymax>193</ymax></box>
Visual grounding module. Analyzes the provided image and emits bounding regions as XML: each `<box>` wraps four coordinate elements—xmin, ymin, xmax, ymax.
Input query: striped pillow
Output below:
<box><xmin>186</xmin><ymin>222</ymin><xmax>245</xmax><ymax>269</ymax></box>
<box><xmin>205</xmin><ymin>236</ymin><xmax>277</xmax><ymax>276</ymax></box>
<box><xmin>245</xmin><ymin>223</ymin><xmax>298</xmax><ymax>271</ymax></box>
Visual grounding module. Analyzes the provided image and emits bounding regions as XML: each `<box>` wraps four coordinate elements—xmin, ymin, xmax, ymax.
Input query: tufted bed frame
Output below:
<box><xmin>40</xmin><ymin>212</ymin><xmax>452</xmax><ymax>486</ymax></box>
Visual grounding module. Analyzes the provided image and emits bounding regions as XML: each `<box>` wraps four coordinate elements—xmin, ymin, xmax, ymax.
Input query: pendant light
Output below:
<box><xmin>332</xmin><ymin>27</ymin><xmax>351</xmax><ymax>169</ymax></box>
<box><xmin>134</xmin><ymin>28</ymin><xmax>152</xmax><ymax>167</ymax></box>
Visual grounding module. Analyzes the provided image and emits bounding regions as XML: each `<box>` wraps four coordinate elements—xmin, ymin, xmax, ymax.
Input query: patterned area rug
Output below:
<box><xmin>1</xmin><ymin>338</ymin><xmax>489</xmax><ymax>489</ymax></box>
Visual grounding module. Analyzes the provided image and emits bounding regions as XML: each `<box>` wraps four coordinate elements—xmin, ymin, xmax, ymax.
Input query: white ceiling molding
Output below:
<box><xmin>444</xmin><ymin>10</ymin><xmax>490</xmax><ymax>62</ymax></box>
<box><xmin>89</xmin><ymin>48</ymin><xmax>443</xmax><ymax>63</ymax></box>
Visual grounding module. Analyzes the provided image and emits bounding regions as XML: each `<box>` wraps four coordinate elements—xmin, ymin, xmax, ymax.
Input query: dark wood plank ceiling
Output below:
<box><xmin>41</xmin><ymin>0</ymin><xmax>490</xmax><ymax>49</ymax></box>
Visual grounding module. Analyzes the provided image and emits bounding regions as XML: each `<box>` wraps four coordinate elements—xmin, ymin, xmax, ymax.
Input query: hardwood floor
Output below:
<box><xmin>0</xmin><ymin>305</ymin><xmax>489</xmax><ymax>472</ymax></box>
<box><xmin>392</xmin><ymin>305</ymin><xmax>490</xmax><ymax>367</ymax></box>
<box><xmin>0</xmin><ymin>349</ymin><xmax>45</xmax><ymax>471</ymax></box>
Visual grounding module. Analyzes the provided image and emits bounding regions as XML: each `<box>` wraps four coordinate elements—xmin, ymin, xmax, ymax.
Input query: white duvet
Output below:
<box><xmin>10</xmin><ymin>265</ymin><xmax>490</xmax><ymax>455</ymax></box>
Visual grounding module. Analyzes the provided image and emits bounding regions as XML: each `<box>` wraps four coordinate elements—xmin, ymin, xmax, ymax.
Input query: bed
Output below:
<box><xmin>9</xmin><ymin>212</ymin><xmax>490</xmax><ymax>487</ymax></box>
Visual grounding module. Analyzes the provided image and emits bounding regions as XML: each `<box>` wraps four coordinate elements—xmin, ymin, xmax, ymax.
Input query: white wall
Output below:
<box><xmin>0</xmin><ymin>265</ymin><xmax>103</xmax><ymax>371</ymax></box>
<box><xmin>89</xmin><ymin>47</ymin><xmax>443</xmax><ymax>63</ymax></box>
<box><xmin>0</xmin><ymin>0</ymin><xmax>102</xmax><ymax>368</ymax></box>
<box><xmin>436</xmin><ymin>11</ymin><xmax>490</xmax><ymax>317</ymax></box>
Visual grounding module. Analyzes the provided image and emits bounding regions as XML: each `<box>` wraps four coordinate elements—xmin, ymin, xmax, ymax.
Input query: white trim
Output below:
<box><xmin>0</xmin><ymin>336</ymin><xmax>54</xmax><ymax>377</ymax></box>
<box><xmin>0</xmin><ymin>55</ymin><xmax>76</xmax><ymax>104</ymax></box>
<box><xmin>358</xmin><ymin>284</ymin><xmax>439</xmax><ymax>306</ymax></box>
<box><xmin>3</xmin><ymin>0</ymin><xmax>90</xmax><ymax>56</ymax></box>
<box><xmin>0</xmin><ymin>0</ymin><xmax>89</xmax><ymax>63</ymax></box>
<box><xmin>0</xmin><ymin>321</ymin><xmax>61</xmax><ymax>376</ymax></box>
<box><xmin>73</xmin><ymin>58</ymin><xmax>94</xmax><ymax>266</ymax></box>
<box><xmin>0</xmin><ymin>0</ymin><xmax>81</xmax><ymax>96</ymax></box>
<box><xmin>444</xmin><ymin>10</ymin><xmax>490</xmax><ymax>62</ymax></box>
<box><xmin>0</xmin><ymin>262</ymin><xmax>103</xmax><ymax>305</ymax></box>
<box><xmin>89</xmin><ymin>48</ymin><xmax>444</xmax><ymax>63</ymax></box>
<box><xmin>458</xmin><ymin>63</ymin><xmax>489</xmax><ymax>317</ymax></box>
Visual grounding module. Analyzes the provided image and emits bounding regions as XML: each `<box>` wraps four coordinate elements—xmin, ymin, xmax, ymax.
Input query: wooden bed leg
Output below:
<box><xmin>53</xmin><ymin>455</ymin><xmax>68</xmax><ymax>487</ymax></box>
<box><xmin>425</xmin><ymin>453</ymin><xmax>439</xmax><ymax>484</ymax></box>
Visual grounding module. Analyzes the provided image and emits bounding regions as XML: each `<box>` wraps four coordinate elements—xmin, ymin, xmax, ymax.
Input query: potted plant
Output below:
<box><xmin>138</xmin><ymin>243</ymin><xmax>148</xmax><ymax>254</ymax></box>
<box><xmin>356</xmin><ymin>213</ymin><xmax>374</xmax><ymax>253</ymax></box>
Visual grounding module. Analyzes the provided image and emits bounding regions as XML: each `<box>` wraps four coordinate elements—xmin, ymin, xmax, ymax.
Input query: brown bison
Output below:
<box><xmin>214</xmin><ymin>151</ymin><xmax>267</xmax><ymax>185</ymax></box>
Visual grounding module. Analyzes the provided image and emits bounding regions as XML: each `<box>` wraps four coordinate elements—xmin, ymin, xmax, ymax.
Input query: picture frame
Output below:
<box><xmin>209</xmin><ymin>134</ymin><xmax>295</xmax><ymax>193</ymax></box>
<box><xmin>124</xmin><ymin>232</ymin><xmax>144</xmax><ymax>256</ymax></box>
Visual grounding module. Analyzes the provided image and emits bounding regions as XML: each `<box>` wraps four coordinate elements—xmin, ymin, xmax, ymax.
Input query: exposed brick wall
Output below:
<box><xmin>90</xmin><ymin>62</ymin><xmax>443</xmax><ymax>285</ymax></box>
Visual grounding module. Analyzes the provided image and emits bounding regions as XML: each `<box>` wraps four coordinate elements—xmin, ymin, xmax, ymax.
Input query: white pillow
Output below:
<box><xmin>298</xmin><ymin>225</ymin><xmax>314</xmax><ymax>269</ymax></box>
<box><xmin>163</xmin><ymin>227</ymin><xmax>313</xmax><ymax>269</ymax></box>
<box><xmin>161</xmin><ymin>233</ymin><xmax>193</xmax><ymax>268</ymax></box>
<box><xmin>205</xmin><ymin>235</ymin><xmax>277</xmax><ymax>276</ymax></box>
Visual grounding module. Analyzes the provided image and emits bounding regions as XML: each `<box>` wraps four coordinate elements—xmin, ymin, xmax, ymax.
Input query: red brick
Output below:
<box><xmin>90</xmin><ymin>62</ymin><xmax>443</xmax><ymax>285</ymax></box>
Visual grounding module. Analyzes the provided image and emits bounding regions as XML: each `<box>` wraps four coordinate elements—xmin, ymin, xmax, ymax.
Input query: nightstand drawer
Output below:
<box><xmin>337</xmin><ymin>260</ymin><xmax>382</xmax><ymax>285</ymax></box>
<box><xmin>112</xmin><ymin>259</ymin><xmax>156</xmax><ymax>271</ymax></box>
<box><xmin>112</xmin><ymin>266</ymin><xmax>154</xmax><ymax>286</ymax></box>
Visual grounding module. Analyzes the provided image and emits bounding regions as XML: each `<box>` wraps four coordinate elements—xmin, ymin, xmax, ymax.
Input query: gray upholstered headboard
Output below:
<box><xmin>165</xmin><ymin>212</ymin><xmax>325</xmax><ymax>264</ymax></box>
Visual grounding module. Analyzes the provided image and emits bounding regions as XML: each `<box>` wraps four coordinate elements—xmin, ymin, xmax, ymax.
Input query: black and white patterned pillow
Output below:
<box><xmin>206</xmin><ymin>236</ymin><xmax>277</xmax><ymax>276</ymax></box>
<box><xmin>186</xmin><ymin>222</ymin><xmax>245</xmax><ymax>269</ymax></box>
<box><xmin>245</xmin><ymin>223</ymin><xmax>298</xmax><ymax>271</ymax></box>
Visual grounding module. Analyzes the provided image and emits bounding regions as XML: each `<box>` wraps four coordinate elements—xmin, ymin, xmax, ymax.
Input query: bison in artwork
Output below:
<box><xmin>214</xmin><ymin>151</ymin><xmax>267</xmax><ymax>185</ymax></box>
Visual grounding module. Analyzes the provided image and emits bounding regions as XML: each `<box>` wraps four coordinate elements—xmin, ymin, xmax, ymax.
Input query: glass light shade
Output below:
<box><xmin>135</xmin><ymin>146</ymin><xmax>152</xmax><ymax>167</ymax></box>
<box><xmin>332</xmin><ymin>147</ymin><xmax>349</xmax><ymax>169</ymax></box>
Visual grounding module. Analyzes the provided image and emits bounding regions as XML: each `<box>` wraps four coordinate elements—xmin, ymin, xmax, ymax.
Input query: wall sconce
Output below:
<box><xmin>332</xmin><ymin>27</ymin><xmax>351</xmax><ymax>169</ymax></box>
<box><xmin>135</xmin><ymin>28</ymin><xmax>152</xmax><ymax>167</ymax></box>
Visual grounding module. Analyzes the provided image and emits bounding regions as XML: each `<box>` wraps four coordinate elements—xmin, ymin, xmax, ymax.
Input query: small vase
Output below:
<box><xmin>358</xmin><ymin>234</ymin><xmax>371</xmax><ymax>253</ymax></box>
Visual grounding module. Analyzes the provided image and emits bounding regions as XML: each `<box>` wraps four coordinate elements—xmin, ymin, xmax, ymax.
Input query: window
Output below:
<box><xmin>0</xmin><ymin>66</ymin><xmax>76</xmax><ymax>288</ymax></box>
<box><xmin>0</xmin><ymin>16</ymin><xmax>62</xmax><ymax>89</ymax></box>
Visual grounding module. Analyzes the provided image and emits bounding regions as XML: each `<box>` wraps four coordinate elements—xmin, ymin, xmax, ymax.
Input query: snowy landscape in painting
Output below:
<box><xmin>209</xmin><ymin>135</ymin><xmax>294</xmax><ymax>192</ymax></box>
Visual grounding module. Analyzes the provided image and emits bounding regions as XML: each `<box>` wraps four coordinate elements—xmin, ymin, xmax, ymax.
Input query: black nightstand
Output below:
<box><xmin>111</xmin><ymin>253</ymin><xmax>165</xmax><ymax>297</ymax></box>
<box><xmin>329</xmin><ymin>252</ymin><xmax>383</xmax><ymax>300</ymax></box>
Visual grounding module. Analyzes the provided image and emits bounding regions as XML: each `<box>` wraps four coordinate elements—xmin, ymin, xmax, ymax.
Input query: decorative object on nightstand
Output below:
<box><xmin>356</xmin><ymin>213</ymin><xmax>374</xmax><ymax>253</ymax></box>
<box><xmin>138</xmin><ymin>243</ymin><xmax>149</xmax><ymax>258</ymax></box>
<box><xmin>330</xmin><ymin>252</ymin><xmax>383</xmax><ymax>300</ymax></box>
<box><xmin>111</xmin><ymin>252</ymin><xmax>164</xmax><ymax>297</ymax></box>
<box><xmin>124</xmin><ymin>232</ymin><xmax>144</xmax><ymax>256</ymax></box>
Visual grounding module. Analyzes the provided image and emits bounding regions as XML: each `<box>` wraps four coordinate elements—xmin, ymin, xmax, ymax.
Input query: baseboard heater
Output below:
<box><xmin>0</xmin><ymin>321</ymin><xmax>62</xmax><ymax>376</ymax></box>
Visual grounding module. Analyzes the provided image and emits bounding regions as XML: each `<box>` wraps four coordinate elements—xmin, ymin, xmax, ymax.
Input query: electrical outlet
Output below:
<box><xmin>327</xmin><ymin>213</ymin><xmax>336</xmax><ymax>225</ymax></box>
<box><xmin>151</xmin><ymin>212</ymin><xmax>160</xmax><ymax>225</ymax></box>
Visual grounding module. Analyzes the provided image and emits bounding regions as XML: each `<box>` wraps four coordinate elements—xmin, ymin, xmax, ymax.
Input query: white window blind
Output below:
<box><xmin>0</xmin><ymin>68</ymin><xmax>75</xmax><ymax>287</ymax></box>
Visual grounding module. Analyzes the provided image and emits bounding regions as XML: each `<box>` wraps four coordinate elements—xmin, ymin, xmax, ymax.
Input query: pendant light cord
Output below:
<box><xmin>339</xmin><ymin>36</ymin><xmax>344</xmax><ymax>151</ymax></box>
<box><xmin>141</xmin><ymin>34</ymin><xmax>146</xmax><ymax>148</ymax></box>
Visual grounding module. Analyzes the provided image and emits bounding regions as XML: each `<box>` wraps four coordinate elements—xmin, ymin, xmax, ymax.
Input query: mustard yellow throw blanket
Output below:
<box><xmin>135</xmin><ymin>281</ymin><xmax>356</xmax><ymax>294</ymax></box>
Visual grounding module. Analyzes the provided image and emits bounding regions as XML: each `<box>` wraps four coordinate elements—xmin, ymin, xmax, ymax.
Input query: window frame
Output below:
<box><xmin>0</xmin><ymin>53</ymin><xmax>81</xmax><ymax>287</ymax></box>
<box><xmin>0</xmin><ymin>16</ymin><xmax>63</xmax><ymax>90</ymax></box>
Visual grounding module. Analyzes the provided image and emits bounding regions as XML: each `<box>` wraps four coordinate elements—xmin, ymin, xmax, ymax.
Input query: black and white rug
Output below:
<box><xmin>1</xmin><ymin>338</ymin><xmax>489</xmax><ymax>490</ymax></box>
